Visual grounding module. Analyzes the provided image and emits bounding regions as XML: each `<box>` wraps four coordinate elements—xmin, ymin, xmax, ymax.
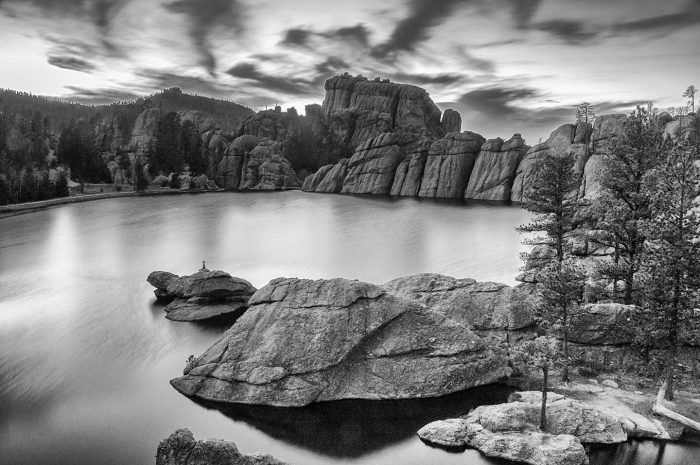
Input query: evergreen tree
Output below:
<box><xmin>150</xmin><ymin>111</ymin><xmax>184</xmax><ymax>176</ymax></box>
<box><xmin>512</xmin><ymin>336</ymin><xmax>561</xmax><ymax>432</ymax></box>
<box><xmin>133</xmin><ymin>157</ymin><xmax>149</xmax><ymax>192</ymax></box>
<box><xmin>575</xmin><ymin>102</ymin><xmax>596</xmax><ymax>124</ymax></box>
<box><xmin>639</xmin><ymin>141</ymin><xmax>700</xmax><ymax>400</ymax></box>
<box><xmin>538</xmin><ymin>259</ymin><xmax>586</xmax><ymax>382</ymax></box>
<box><xmin>518</xmin><ymin>153</ymin><xmax>581</xmax><ymax>269</ymax></box>
<box><xmin>683</xmin><ymin>85</ymin><xmax>696</xmax><ymax>114</ymax></box>
<box><xmin>54</xmin><ymin>170</ymin><xmax>69</xmax><ymax>198</ymax></box>
<box><xmin>589</xmin><ymin>105</ymin><xmax>664</xmax><ymax>304</ymax></box>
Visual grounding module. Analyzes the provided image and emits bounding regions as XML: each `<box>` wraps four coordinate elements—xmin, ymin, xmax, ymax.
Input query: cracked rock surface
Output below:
<box><xmin>170</xmin><ymin>276</ymin><xmax>509</xmax><ymax>406</ymax></box>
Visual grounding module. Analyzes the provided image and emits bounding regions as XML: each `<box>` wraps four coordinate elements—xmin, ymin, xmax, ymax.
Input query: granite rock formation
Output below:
<box><xmin>157</xmin><ymin>429</ymin><xmax>289</xmax><ymax>465</ymax></box>
<box><xmin>441</xmin><ymin>108</ymin><xmax>462</xmax><ymax>134</ymax></box>
<box><xmin>147</xmin><ymin>270</ymin><xmax>256</xmax><ymax>321</ymax></box>
<box><xmin>383</xmin><ymin>273</ymin><xmax>537</xmax><ymax>345</ymax></box>
<box><xmin>464</xmin><ymin>135</ymin><xmax>528</xmax><ymax>201</ymax></box>
<box><xmin>170</xmin><ymin>277</ymin><xmax>509</xmax><ymax>406</ymax></box>
<box><xmin>341</xmin><ymin>133</ymin><xmax>406</xmax><ymax>195</ymax></box>
<box><xmin>418</xmin><ymin>132</ymin><xmax>485</xmax><ymax>198</ymax></box>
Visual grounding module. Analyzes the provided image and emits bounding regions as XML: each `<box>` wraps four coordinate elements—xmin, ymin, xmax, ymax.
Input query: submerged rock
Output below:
<box><xmin>171</xmin><ymin>277</ymin><xmax>509</xmax><ymax>406</ymax></box>
<box><xmin>147</xmin><ymin>270</ymin><xmax>256</xmax><ymax>321</ymax></box>
<box><xmin>156</xmin><ymin>428</ymin><xmax>289</xmax><ymax>465</ymax></box>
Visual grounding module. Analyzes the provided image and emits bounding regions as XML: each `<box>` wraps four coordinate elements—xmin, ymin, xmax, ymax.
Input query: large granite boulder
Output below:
<box><xmin>171</xmin><ymin>277</ymin><xmax>509</xmax><ymax>406</ymax></box>
<box><xmin>215</xmin><ymin>135</ymin><xmax>260</xmax><ymax>189</ymax></box>
<box><xmin>580</xmin><ymin>114</ymin><xmax>628</xmax><ymax>199</ymax></box>
<box><xmin>315</xmin><ymin>158</ymin><xmax>349</xmax><ymax>193</ymax></box>
<box><xmin>568</xmin><ymin>303</ymin><xmax>637</xmax><ymax>345</ymax></box>
<box><xmin>322</xmin><ymin>75</ymin><xmax>443</xmax><ymax>148</ymax></box>
<box><xmin>418</xmin><ymin>417</ymin><xmax>587</xmax><ymax>465</ymax></box>
<box><xmin>301</xmin><ymin>164</ymin><xmax>333</xmax><ymax>191</ymax></box>
<box><xmin>441</xmin><ymin>109</ymin><xmax>462</xmax><ymax>133</ymax></box>
<box><xmin>341</xmin><ymin>133</ymin><xmax>405</xmax><ymax>195</ymax></box>
<box><xmin>157</xmin><ymin>429</ymin><xmax>289</xmax><ymax>465</ymax></box>
<box><xmin>464</xmin><ymin>134</ymin><xmax>527</xmax><ymax>201</ymax></box>
<box><xmin>508</xmin><ymin>391</ymin><xmax>627</xmax><ymax>443</ymax></box>
<box><xmin>383</xmin><ymin>273</ymin><xmax>537</xmax><ymax>345</ymax></box>
<box><xmin>147</xmin><ymin>270</ymin><xmax>256</xmax><ymax>321</ymax></box>
<box><xmin>390</xmin><ymin>139</ymin><xmax>430</xmax><ymax>196</ymax></box>
<box><xmin>663</xmin><ymin>114</ymin><xmax>698</xmax><ymax>143</ymax></box>
<box><xmin>418</xmin><ymin>131</ymin><xmax>485</xmax><ymax>198</ymax></box>
<box><xmin>511</xmin><ymin>124</ymin><xmax>577</xmax><ymax>203</ymax></box>
<box><xmin>240</xmin><ymin>140</ymin><xmax>299</xmax><ymax>190</ymax></box>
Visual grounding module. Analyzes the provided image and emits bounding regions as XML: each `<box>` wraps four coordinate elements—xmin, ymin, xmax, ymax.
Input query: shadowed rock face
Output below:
<box><xmin>465</xmin><ymin>135</ymin><xmax>528</xmax><ymax>201</ymax></box>
<box><xmin>314</xmin><ymin>158</ymin><xmax>349</xmax><ymax>193</ymax></box>
<box><xmin>569</xmin><ymin>303</ymin><xmax>637</xmax><ymax>345</ymax></box>
<box><xmin>390</xmin><ymin>138</ymin><xmax>431</xmax><ymax>196</ymax></box>
<box><xmin>156</xmin><ymin>429</ymin><xmax>288</xmax><ymax>465</ymax></box>
<box><xmin>170</xmin><ymin>277</ymin><xmax>509</xmax><ymax>407</ymax></box>
<box><xmin>418</xmin><ymin>131</ymin><xmax>485</xmax><ymax>198</ymax></box>
<box><xmin>341</xmin><ymin>133</ymin><xmax>405</xmax><ymax>195</ymax></box>
<box><xmin>441</xmin><ymin>109</ymin><xmax>462</xmax><ymax>134</ymax></box>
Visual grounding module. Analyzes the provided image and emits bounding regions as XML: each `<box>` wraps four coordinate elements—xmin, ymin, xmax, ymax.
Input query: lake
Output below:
<box><xmin>0</xmin><ymin>191</ymin><xmax>697</xmax><ymax>465</ymax></box>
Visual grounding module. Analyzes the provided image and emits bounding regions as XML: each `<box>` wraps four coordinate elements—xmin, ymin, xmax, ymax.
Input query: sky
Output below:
<box><xmin>0</xmin><ymin>0</ymin><xmax>698</xmax><ymax>143</ymax></box>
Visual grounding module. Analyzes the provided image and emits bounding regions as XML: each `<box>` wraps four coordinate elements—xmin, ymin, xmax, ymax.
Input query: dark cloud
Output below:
<box><xmin>63</xmin><ymin>85</ymin><xmax>141</xmax><ymax>104</ymax></box>
<box><xmin>510</xmin><ymin>0</ymin><xmax>543</xmax><ymax>25</ymax></box>
<box><xmin>372</xmin><ymin>0</ymin><xmax>471</xmax><ymax>57</ymax></box>
<box><xmin>458</xmin><ymin>86</ymin><xmax>540</xmax><ymax>118</ymax></box>
<box><xmin>227</xmin><ymin>62</ymin><xmax>315</xmax><ymax>95</ymax></box>
<box><xmin>138</xmin><ymin>70</ymin><xmax>233</xmax><ymax>97</ymax></box>
<box><xmin>164</xmin><ymin>0</ymin><xmax>244</xmax><ymax>75</ymax></box>
<box><xmin>1</xmin><ymin>0</ymin><xmax>129</xmax><ymax>53</ymax></box>
<box><xmin>391</xmin><ymin>72</ymin><xmax>466</xmax><ymax>86</ymax></box>
<box><xmin>531</xmin><ymin>20</ymin><xmax>599</xmax><ymax>44</ymax></box>
<box><xmin>280</xmin><ymin>24</ymin><xmax>370</xmax><ymax>49</ymax></box>
<box><xmin>47</xmin><ymin>55</ymin><xmax>96</xmax><ymax>72</ymax></box>
<box><xmin>610</xmin><ymin>1</ymin><xmax>700</xmax><ymax>36</ymax></box>
<box><xmin>315</xmin><ymin>57</ymin><xmax>350</xmax><ymax>74</ymax></box>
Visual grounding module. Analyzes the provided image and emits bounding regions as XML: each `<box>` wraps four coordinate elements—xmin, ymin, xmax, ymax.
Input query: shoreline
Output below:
<box><xmin>0</xmin><ymin>188</ymin><xmax>223</xmax><ymax>219</ymax></box>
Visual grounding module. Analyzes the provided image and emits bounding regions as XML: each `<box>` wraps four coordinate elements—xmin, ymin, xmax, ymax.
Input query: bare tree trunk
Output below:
<box><xmin>541</xmin><ymin>366</ymin><xmax>548</xmax><ymax>432</ymax></box>
<box><xmin>665</xmin><ymin>279</ymin><xmax>681</xmax><ymax>401</ymax></box>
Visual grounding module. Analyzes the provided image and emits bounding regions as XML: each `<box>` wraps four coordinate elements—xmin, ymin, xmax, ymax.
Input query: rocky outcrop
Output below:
<box><xmin>464</xmin><ymin>135</ymin><xmax>527</xmax><ymax>201</ymax></box>
<box><xmin>240</xmin><ymin>140</ymin><xmax>299</xmax><ymax>190</ymax></box>
<box><xmin>510</xmin><ymin>124</ymin><xmax>578</xmax><ymax>202</ymax></box>
<box><xmin>147</xmin><ymin>270</ymin><xmax>256</xmax><ymax>321</ymax></box>
<box><xmin>341</xmin><ymin>133</ymin><xmax>405</xmax><ymax>194</ymax></box>
<box><xmin>579</xmin><ymin>114</ymin><xmax>628</xmax><ymax>199</ymax></box>
<box><xmin>170</xmin><ymin>277</ymin><xmax>509</xmax><ymax>406</ymax></box>
<box><xmin>418</xmin><ymin>132</ymin><xmax>485</xmax><ymax>198</ymax></box>
<box><xmin>441</xmin><ymin>109</ymin><xmax>462</xmax><ymax>134</ymax></box>
<box><xmin>383</xmin><ymin>273</ymin><xmax>537</xmax><ymax>345</ymax></box>
<box><xmin>568</xmin><ymin>303</ymin><xmax>637</xmax><ymax>345</ymax></box>
<box><xmin>315</xmin><ymin>158</ymin><xmax>349</xmax><ymax>193</ymax></box>
<box><xmin>663</xmin><ymin>114</ymin><xmax>698</xmax><ymax>143</ymax></box>
<box><xmin>390</xmin><ymin>139</ymin><xmax>430</xmax><ymax>196</ymax></box>
<box><xmin>157</xmin><ymin>429</ymin><xmax>289</xmax><ymax>465</ymax></box>
<box><xmin>215</xmin><ymin>135</ymin><xmax>260</xmax><ymax>189</ymax></box>
<box><xmin>301</xmin><ymin>164</ymin><xmax>334</xmax><ymax>191</ymax></box>
<box><xmin>322</xmin><ymin>74</ymin><xmax>444</xmax><ymax>148</ymax></box>
<box><xmin>128</xmin><ymin>108</ymin><xmax>161</xmax><ymax>157</ymax></box>
<box><xmin>418</xmin><ymin>391</ymin><xmax>629</xmax><ymax>465</ymax></box>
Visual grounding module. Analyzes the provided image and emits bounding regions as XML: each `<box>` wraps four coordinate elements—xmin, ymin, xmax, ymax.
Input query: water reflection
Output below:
<box><xmin>193</xmin><ymin>385</ymin><xmax>514</xmax><ymax>457</ymax></box>
<box><xmin>590</xmin><ymin>440</ymin><xmax>700</xmax><ymax>465</ymax></box>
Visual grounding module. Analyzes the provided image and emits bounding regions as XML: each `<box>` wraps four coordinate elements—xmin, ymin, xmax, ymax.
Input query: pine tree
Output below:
<box><xmin>133</xmin><ymin>157</ymin><xmax>149</xmax><ymax>192</ymax></box>
<box><xmin>538</xmin><ymin>259</ymin><xmax>586</xmax><ymax>382</ymax></box>
<box><xmin>589</xmin><ymin>105</ymin><xmax>664</xmax><ymax>304</ymax></box>
<box><xmin>512</xmin><ymin>336</ymin><xmax>561</xmax><ymax>432</ymax></box>
<box><xmin>683</xmin><ymin>85</ymin><xmax>697</xmax><ymax>114</ymax></box>
<box><xmin>640</xmin><ymin>141</ymin><xmax>700</xmax><ymax>400</ymax></box>
<box><xmin>518</xmin><ymin>153</ymin><xmax>581</xmax><ymax>268</ymax></box>
<box><xmin>575</xmin><ymin>102</ymin><xmax>596</xmax><ymax>124</ymax></box>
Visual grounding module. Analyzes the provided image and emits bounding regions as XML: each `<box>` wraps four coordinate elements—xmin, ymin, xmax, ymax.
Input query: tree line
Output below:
<box><xmin>516</xmin><ymin>96</ymin><xmax>699</xmax><ymax>432</ymax></box>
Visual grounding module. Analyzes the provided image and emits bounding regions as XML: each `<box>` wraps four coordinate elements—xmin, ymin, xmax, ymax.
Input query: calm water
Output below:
<box><xmin>0</xmin><ymin>191</ymin><xmax>697</xmax><ymax>465</ymax></box>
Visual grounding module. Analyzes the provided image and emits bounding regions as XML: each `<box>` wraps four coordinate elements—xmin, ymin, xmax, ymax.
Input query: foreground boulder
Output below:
<box><xmin>418</xmin><ymin>418</ymin><xmax>588</xmax><ymax>465</ymax></box>
<box><xmin>418</xmin><ymin>390</ymin><xmax>628</xmax><ymax>465</ymax></box>
<box><xmin>147</xmin><ymin>270</ymin><xmax>256</xmax><ymax>321</ymax></box>
<box><xmin>157</xmin><ymin>429</ymin><xmax>288</xmax><ymax>465</ymax></box>
<box><xmin>171</xmin><ymin>277</ymin><xmax>509</xmax><ymax>406</ymax></box>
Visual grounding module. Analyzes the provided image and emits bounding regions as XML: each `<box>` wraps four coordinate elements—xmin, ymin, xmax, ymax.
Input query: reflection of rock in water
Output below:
<box><xmin>193</xmin><ymin>385</ymin><xmax>514</xmax><ymax>458</ymax></box>
<box><xmin>588</xmin><ymin>440</ymin><xmax>700</xmax><ymax>465</ymax></box>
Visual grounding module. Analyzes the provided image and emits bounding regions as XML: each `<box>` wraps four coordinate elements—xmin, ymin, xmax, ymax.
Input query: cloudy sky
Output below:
<box><xmin>0</xmin><ymin>0</ymin><xmax>698</xmax><ymax>143</ymax></box>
